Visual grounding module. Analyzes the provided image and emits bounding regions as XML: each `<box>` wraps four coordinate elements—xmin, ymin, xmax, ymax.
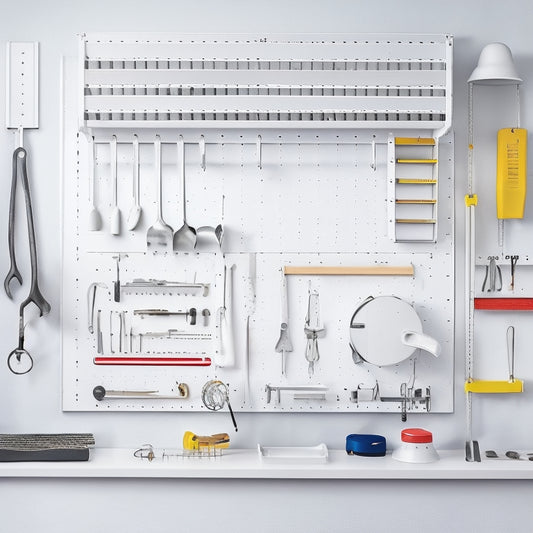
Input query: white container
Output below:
<box><xmin>392</xmin><ymin>428</ymin><xmax>439</xmax><ymax>464</ymax></box>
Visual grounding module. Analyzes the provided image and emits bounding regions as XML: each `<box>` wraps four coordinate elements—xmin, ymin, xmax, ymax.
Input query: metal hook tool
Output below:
<box><xmin>6</xmin><ymin>148</ymin><xmax>50</xmax><ymax>374</ymax></box>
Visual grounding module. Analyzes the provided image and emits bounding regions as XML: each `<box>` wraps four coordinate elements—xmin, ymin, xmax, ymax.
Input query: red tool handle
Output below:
<box><xmin>474</xmin><ymin>298</ymin><xmax>533</xmax><ymax>311</ymax></box>
<box><xmin>93</xmin><ymin>356</ymin><xmax>212</xmax><ymax>366</ymax></box>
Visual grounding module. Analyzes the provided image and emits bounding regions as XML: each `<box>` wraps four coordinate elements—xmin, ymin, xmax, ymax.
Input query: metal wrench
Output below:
<box><xmin>6</xmin><ymin>148</ymin><xmax>51</xmax><ymax>374</ymax></box>
<box><xmin>5</xmin><ymin>148</ymin><xmax>50</xmax><ymax>318</ymax></box>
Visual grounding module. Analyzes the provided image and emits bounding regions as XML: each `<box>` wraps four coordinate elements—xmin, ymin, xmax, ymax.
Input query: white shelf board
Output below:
<box><xmin>1</xmin><ymin>448</ymin><xmax>532</xmax><ymax>480</ymax></box>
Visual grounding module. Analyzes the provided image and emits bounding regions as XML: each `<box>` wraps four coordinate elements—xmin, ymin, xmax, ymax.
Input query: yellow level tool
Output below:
<box><xmin>497</xmin><ymin>128</ymin><xmax>527</xmax><ymax>219</ymax></box>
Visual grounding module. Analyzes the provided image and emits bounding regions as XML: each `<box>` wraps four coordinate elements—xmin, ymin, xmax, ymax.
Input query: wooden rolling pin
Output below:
<box><xmin>283</xmin><ymin>265</ymin><xmax>414</xmax><ymax>276</ymax></box>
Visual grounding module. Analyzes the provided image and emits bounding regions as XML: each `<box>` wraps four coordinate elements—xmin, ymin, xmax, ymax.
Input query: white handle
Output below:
<box><xmin>401</xmin><ymin>330</ymin><xmax>441</xmax><ymax>357</ymax></box>
<box><xmin>280</xmin><ymin>270</ymin><xmax>289</xmax><ymax>324</ymax></box>
<box><xmin>217</xmin><ymin>265</ymin><xmax>235</xmax><ymax>368</ymax></box>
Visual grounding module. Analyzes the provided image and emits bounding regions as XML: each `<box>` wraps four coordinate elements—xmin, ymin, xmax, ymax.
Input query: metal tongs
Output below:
<box><xmin>5</xmin><ymin>147</ymin><xmax>50</xmax><ymax>374</ymax></box>
<box><xmin>304</xmin><ymin>285</ymin><xmax>324</xmax><ymax>377</ymax></box>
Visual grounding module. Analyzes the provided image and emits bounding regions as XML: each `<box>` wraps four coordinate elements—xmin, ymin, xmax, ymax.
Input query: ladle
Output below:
<box><xmin>126</xmin><ymin>135</ymin><xmax>142</xmax><ymax>230</ymax></box>
<box><xmin>87</xmin><ymin>136</ymin><xmax>102</xmax><ymax>231</ymax></box>
<box><xmin>110</xmin><ymin>136</ymin><xmax>121</xmax><ymax>235</ymax></box>
<box><xmin>146</xmin><ymin>136</ymin><xmax>173</xmax><ymax>249</ymax></box>
<box><xmin>173</xmin><ymin>136</ymin><xmax>196</xmax><ymax>250</ymax></box>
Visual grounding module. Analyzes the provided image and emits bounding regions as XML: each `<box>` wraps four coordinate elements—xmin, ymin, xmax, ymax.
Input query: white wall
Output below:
<box><xmin>1</xmin><ymin>1</ymin><xmax>533</xmax><ymax>531</ymax></box>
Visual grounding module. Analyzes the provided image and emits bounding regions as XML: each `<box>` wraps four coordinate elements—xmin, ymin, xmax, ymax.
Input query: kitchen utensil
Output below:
<box><xmin>304</xmin><ymin>286</ymin><xmax>324</xmax><ymax>377</ymax></box>
<box><xmin>195</xmin><ymin>224</ymin><xmax>223</xmax><ymax>251</ymax></box>
<box><xmin>110</xmin><ymin>136</ymin><xmax>121</xmax><ymax>235</ymax></box>
<box><xmin>87</xmin><ymin>282</ymin><xmax>107</xmax><ymax>333</ymax></box>
<box><xmin>113</xmin><ymin>255</ymin><xmax>121</xmax><ymax>302</ymax></box>
<box><xmin>6</xmin><ymin>148</ymin><xmax>51</xmax><ymax>374</ymax></box>
<box><xmin>146</xmin><ymin>135</ymin><xmax>173</xmax><ymax>249</ymax></box>
<box><xmin>201</xmin><ymin>380</ymin><xmax>238</xmax><ymax>432</ymax></box>
<box><xmin>349</xmin><ymin>295</ymin><xmax>440</xmax><ymax>366</ymax></box>
<box><xmin>392</xmin><ymin>428</ymin><xmax>439</xmax><ymax>463</ymax></box>
<box><xmin>216</xmin><ymin>264</ymin><xmax>235</xmax><ymax>367</ymax></box>
<box><xmin>274</xmin><ymin>269</ymin><xmax>293</xmax><ymax>375</ymax></box>
<box><xmin>173</xmin><ymin>136</ymin><xmax>196</xmax><ymax>250</ymax></box>
<box><xmin>126</xmin><ymin>135</ymin><xmax>142</xmax><ymax>230</ymax></box>
<box><xmin>87</xmin><ymin>136</ymin><xmax>102</xmax><ymax>231</ymax></box>
<box><xmin>507</xmin><ymin>325</ymin><xmax>515</xmax><ymax>382</ymax></box>
<box><xmin>96</xmin><ymin>310</ymin><xmax>103</xmax><ymax>354</ymax></box>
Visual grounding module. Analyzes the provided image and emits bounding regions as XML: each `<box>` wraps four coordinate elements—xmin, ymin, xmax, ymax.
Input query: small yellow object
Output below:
<box><xmin>397</xmin><ymin>178</ymin><xmax>437</xmax><ymax>184</ymax></box>
<box><xmin>183</xmin><ymin>431</ymin><xmax>230</xmax><ymax>450</ymax></box>
<box><xmin>396</xmin><ymin>159</ymin><xmax>438</xmax><ymax>164</ymax></box>
<box><xmin>496</xmin><ymin>128</ymin><xmax>527</xmax><ymax>219</ymax></box>
<box><xmin>464</xmin><ymin>379</ymin><xmax>523</xmax><ymax>394</ymax></box>
<box><xmin>395</xmin><ymin>137</ymin><xmax>435</xmax><ymax>146</ymax></box>
<box><xmin>465</xmin><ymin>194</ymin><xmax>478</xmax><ymax>207</ymax></box>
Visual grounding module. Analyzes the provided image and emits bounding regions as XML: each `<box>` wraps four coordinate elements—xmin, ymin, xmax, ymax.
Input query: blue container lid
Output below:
<box><xmin>346</xmin><ymin>434</ymin><xmax>386</xmax><ymax>457</ymax></box>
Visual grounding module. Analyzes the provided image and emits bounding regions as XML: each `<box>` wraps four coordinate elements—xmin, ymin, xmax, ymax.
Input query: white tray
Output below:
<box><xmin>257</xmin><ymin>443</ymin><xmax>328</xmax><ymax>464</ymax></box>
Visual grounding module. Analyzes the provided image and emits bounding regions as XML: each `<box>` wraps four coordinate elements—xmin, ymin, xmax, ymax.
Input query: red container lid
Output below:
<box><xmin>401</xmin><ymin>428</ymin><xmax>433</xmax><ymax>443</ymax></box>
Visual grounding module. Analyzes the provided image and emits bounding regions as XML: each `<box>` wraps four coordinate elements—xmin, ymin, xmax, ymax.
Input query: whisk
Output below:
<box><xmin>201</xmin><ymin>380</ymin><xmax>238</xmax><ymax>432</ymax></box>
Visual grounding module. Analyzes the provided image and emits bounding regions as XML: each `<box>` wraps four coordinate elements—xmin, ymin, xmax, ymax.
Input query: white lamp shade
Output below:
<box><xmin>468</xmin><ymin>42</ymin><xmax>522</xmax><ymax>85</ymax></box>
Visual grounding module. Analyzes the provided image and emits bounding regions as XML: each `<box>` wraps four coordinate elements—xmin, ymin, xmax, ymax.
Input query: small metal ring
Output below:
<box><xmin>7</xmin><ymin>349</ymin><xmax>33</xmax><ymax>375</ymax></box>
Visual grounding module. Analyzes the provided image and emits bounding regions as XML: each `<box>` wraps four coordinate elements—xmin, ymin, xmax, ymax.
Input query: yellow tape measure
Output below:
<box><xmin>497</xmin><ymin>128</ymin><xmax>527</xmax><ymax>219</ymax></box>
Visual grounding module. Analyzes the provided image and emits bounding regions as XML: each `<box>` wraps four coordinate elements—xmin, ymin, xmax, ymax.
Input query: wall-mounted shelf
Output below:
<box><xmin>79</xmin><ymin>33</ymin><xmax>452</xmax><ymax>133</ymax></box>
<box><xmin>464</xmin><ymin>380</ymin><xmax>523</xmax><ymax>394</ymax></box>
<box><xmin>2</xmin><ymin>448</ymin><xmax>533</xmax><ymax>480</ymax></box>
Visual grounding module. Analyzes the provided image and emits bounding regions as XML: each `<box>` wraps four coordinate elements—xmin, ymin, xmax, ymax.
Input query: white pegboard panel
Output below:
<box><xmin>62</xmin><ymin>130</ymin><xmax>454</xmax><ymax>413</ymax></box>
<box><xmin>61</xmin><ymin>39</ymin><xmax>455</xmax><ymax>414</ymax></box>
<box><xmin>76</xmin><ymin>129</ymin><xmax>453</xmax><ymax>254</ymax></box>
<box><xmin>61</xmin><ymin>250</ymin><xmax>453</xmax><ymax>413</ymax></box>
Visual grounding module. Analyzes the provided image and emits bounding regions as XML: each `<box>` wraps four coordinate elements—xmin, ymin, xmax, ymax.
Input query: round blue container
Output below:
<box><xmin>346</xmin><ymin>434</ymin><xmax>386</xmax><ymax>457</ymax></box>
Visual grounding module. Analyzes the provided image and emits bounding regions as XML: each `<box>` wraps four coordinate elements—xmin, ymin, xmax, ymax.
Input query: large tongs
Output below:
<box><xmin>5</xmin><ymin>148</ymin><xmax>50</xmax><ymax>374</ymax></box>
